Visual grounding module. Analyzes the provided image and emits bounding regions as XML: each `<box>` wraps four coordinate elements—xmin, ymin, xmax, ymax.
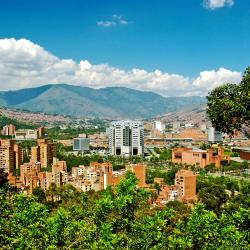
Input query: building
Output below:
<box><xmin>208</xmin><ymin>127</ymin><xmax>223</xmax><ymax>143</ymax></box>
<box><xmin>109</xmin><ymin>121</ymin><xmax>144</xmax><ymax>156</ymax></box>
<box><xmin>20</xmin><ymin>161</ymin><xmax>41</xmax><ymax>195</ymax></box>
<box><xmin>31</xmin><ymin>139</ymin><xmax>56</xmax><ymax>168</ymax></box>
<box><xmin>131</xmin><ymin>163</ymin><xmax>146</xmax><ymax>187</ymax></box>
<box><xmin>15</xmin><ymin>129</ymin><xmax>37</xmax><ymax>140</ymax></box>
<box><xmin>238</xmin><ymin>148</ymin><xmax>250</xmax><ymax>161</ymax></box>
<box><xmin>73</xmin><ymin>137</ymin><xmax>90</xmax><ymax>151</ymax></box>
<box><xmin>37</xmin><ymin>127</ymin><xmax>46</xmax><ymax>138</ymax></box>
<box><xmin>175</xmin><ymin>169</ymin><xmax>196</xmax><ymax>201</ymax></box>
<box><xmin>153</xmin><ymin>121</ymin><xmax>164</xmax><ymax>132</ymax></box>
<box><xmin>154</xmin><ymin>169</ymin><xmax>197</xmax><ymax>205</ymax></box>
<box><xmin>173</xmin><ymin>122</ymin><xmax>181</xmax><ymax>130</ymax></box>
<box><xmin>0</xmin><ymin>139</ymin><xmax>23</xmax><ymax>173</ymax></box>
<box><xmin>172</xmin><ymin>147</ymin><xmax>230</xmax><ymax>168</ymax></box>
<box><xmin>1</xmin><ymin>124</ymin><xmax>16</xmax><ymax>136</ymax></box>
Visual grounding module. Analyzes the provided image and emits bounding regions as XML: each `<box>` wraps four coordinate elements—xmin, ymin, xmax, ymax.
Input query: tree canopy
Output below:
<box><xmin>207</xmin><ymin>67</ymin><xmax>250</xmax><ymax>137</ymax></box>
<box><xmin>1</xmin><ymin>170</ymin><xmax>250</xmax><ymax>249</ymax></box>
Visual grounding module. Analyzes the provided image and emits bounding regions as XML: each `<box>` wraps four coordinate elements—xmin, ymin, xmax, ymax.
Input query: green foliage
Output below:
<box><xmin>146</xmin><ymin>165</ymin><xmax>181</xmax><ymax>185</ymax></box>
<box><xmin>1</xmin><ymin>171</ymin><xmax>250</xmax><ymax>249</ymax></box>
<box><xmin>32</xmin><ymin>187</ymin><xmax>46</xmax><ymax>203</ymax></box>
<box><xmin>48</xmin><ymin>126</ymin><xmax>106</xmax><ymax>140</ymax></box>
<box><xmin>207</xmin><ymin>66</ymin><xmax>250</xmax><ymax>137</ymax></box>
<box><xmin>0</xmin><ymin>115</ymin><xmax>36</xmax><ymax>130</ymax></box>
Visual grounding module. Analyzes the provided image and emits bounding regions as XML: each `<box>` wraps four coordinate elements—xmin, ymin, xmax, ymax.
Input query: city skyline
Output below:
<box><xmin>0</xmin><ymin>0</ymin><xmax>249</xmax><ymax>96</ymax></box>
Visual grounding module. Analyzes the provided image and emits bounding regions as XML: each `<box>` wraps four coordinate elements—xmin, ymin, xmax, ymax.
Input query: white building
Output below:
<box><xmin>208</xmin><ymin>127</ymin><xmax>223</xmax><ymax>143</ymax></box>
<box><xmin>153</xmin><ymin>120</ymin><xmax>164</xmax><ymax>132</ymax></box>
<box><xmin>73</xmin><ymin>138</ymin><xmax>90</xmax><ymax>151</ymax></box>
<box><xmin>109</xmin><ymin>121</ymin><xmax>144</xmax><ymax>156</ymax></box>
<box><xmin>15</xmin><ymin>129</ymin><xmax>37</xmax><ymax>140</ymax></box>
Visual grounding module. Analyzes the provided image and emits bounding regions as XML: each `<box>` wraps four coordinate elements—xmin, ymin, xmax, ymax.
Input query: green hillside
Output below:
<box><xmin>0</xmin><ymin>84</ymin><xmax>206</xmax><ymax>119</ymax></box>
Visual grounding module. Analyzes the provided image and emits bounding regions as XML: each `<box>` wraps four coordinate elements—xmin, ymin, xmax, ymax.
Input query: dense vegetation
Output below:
<box><xmin>1</xmin><ymin>168</ymin><xmax>249</xmax><ymax>249</ymax></box>
<box><xmin>47</xmin><ymin>126</ymin><xmax>106</xmax><ymax>140</ymax></box>
<box><xmin>207</xmin><ymin>66</ymin><xmax>250</xmax><ymax>137</ymax></box>
<box><xmin>0</xmin><ymin>115</ymin><xmax>35</xmax><ymax>130</ymax></box>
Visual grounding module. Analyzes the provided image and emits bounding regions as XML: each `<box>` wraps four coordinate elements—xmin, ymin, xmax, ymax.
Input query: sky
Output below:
<box><xmin>0</xmin><ymin>0</ymin><xmax>249</xmax><ymax>96</ymax></box>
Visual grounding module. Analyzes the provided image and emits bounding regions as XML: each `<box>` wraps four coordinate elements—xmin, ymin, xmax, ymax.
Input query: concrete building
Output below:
<box><xmin>153</xmin><ymin>121</ymin><xmax>164</xmax><ymax>132</ymax></box>
<box><xmin>2</xmin><ymin>124</ymin><xmax>16</xmax><ymax>136</ymax></box>
<box><xmin>0</xmin><ymin>140</ymin><xmax>23</xmax><ymax>173</ymax></box>
<box><xmin>172</xmin><ymin>147</ymin><xmax>230</xmax><ymax>169</ymax></box>
<box><xmin>175</xmin><ymin>169</ymin><xmax>196</xmax><ymax>201</ymax></box>
<box><xmin>154</xmin><ymin>169</ymin><xmax>197</xmax><ymax>205</ymax></box>
<box><xmin>31</xmin><ymin>139</ymin><xmax>56</xmax><ymax>168</ymax></box>
<box><xmin>73</xmin><ymin>137</ymin><xmax>90</xmax><ymax>151</ymax></box>
<box><xmin>36</xmin><ymin>127</ymin><xmax>46</xmax><ymax>138</ymax></box>
<box><xmin>20</xmin><ymin>161</ymin><xmax>41</xmax><ymax>195</ymax></box>
<box><xmin>109</xmin><ymin>121</ymin><xmax>144</xmax><ymax>156</ymax></box>
<box><xmin>208</xmin><ymin>127</ymin><xmax>223</xmax><ymax>143</ymax></box>
<box><xmin>15</xmin><ymin>129</ymin><xmax>37</xmax><ymax>140</ymax></box>
<box><xmin>238</xmin><ymin>149</ymin><xmax>250</xmax><ymax>161</ymax></box>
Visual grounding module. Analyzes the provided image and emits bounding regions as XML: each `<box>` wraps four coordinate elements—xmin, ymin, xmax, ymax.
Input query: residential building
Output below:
<box><xmin>0</xmin><ymin>139</ymin><xmax>23</xmax><ymax>173</ymax></box>
<box><xmin>109</xmin><ymin>121</ymin><xmax>144</xmax><ymax>156</ymax></box>
<box><xmin>175</xmin><ymin>169</ymin><xmax>196</xmax><ymax>201</ymax></box>
<box><xmin>36</xmin><ymin>127</ymin><xmax>45</xmax><ymax>138</ymax></box>
<box><xmin>155</xmin><ymin>169</ymin><xmax>197</xmax><ymax>205</ymax></box>
<box><xmin>31</xmin><ymin>139</ymin><xmax>56</xmax><ymax>168</ymax></box>
<box><xmin>2</xmin><ymin>124</ymin><xmax>16</xmax><ymax>136</ymax></box>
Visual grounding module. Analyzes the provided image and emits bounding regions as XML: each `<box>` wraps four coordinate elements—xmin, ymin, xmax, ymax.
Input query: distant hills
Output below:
<box><xmin>0</xmin><ymin>84</ymin><xmax>206</xmax><ymax>119</ymax></box>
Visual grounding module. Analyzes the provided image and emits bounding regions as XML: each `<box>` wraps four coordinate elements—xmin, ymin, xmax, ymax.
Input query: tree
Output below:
<box><xmin>32</xmin><ymin>187</ymin><xmax>46</xmax><ymax>203</ymax></box>
<box><xmin>207</xmin><ymin>66</ymin><xmax>250</xmax><ymax>137</ymax></box>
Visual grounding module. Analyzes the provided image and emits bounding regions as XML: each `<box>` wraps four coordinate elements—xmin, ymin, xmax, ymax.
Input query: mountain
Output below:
<box><xmin>0</xmin><ymin>84</ymin><xmax>206</xmax><ymax>119</ymax></box>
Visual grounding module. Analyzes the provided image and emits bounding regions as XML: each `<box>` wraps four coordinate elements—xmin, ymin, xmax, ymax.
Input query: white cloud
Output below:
<box><xmin>97</xmin><ymin>14</ymin><xmax>129</xmax><ymax>27</ymax></box>
<box><xmin>203</xmin><ymin>0</ymin><xmax>234</xmax><ymax>10</ymax></box>
<box><xmin>97</xmin><ymin>20</ymin><xmax>116</xmax><ymax>27</ymax></box>
<box><xmin>0</xmin><ymin>38</ymin><xmax>242</xmax><ymax>96</ymax></box>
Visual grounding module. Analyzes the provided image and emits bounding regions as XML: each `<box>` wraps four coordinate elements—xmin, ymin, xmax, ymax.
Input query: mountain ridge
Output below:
<box><xmin>0</xmin><ymin>84</ymin><xmax>206</xmax><ymax>119</ymax></box>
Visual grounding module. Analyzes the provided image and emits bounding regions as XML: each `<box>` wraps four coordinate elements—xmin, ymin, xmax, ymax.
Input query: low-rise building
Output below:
<box><xmin>172</xmin><ymin>147</ymin><xmax>230</xmax><ymax>168</ymax></box>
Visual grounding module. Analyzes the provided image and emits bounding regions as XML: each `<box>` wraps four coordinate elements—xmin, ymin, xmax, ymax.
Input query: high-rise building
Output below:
<box><xmin>0</xmin><ymin>140</ymin><xmax>23</xmax><ymax>173</ymax></box>
<box><xmin>36</xmin><ymin>127</ymin><xmax>46</xmax><ymax>138</ymax></box>
<box><xmin>208</xmin><ymin>127</ymin><xmax>223</xmax><ymax>143</ymax></box>
<box><xmin>109</xmin><ymin>121</ymin><xmax>144</xmax><ymax>156</ymax></box>
<box><xmin>73</xmin><ymin>138</ymin><xmax>90</xmax><ymax>151</ymax></box>
<box><xmin>31</xmin><ymin>139</ymin><xmax>56</xmax><ymax>168</ymax></box>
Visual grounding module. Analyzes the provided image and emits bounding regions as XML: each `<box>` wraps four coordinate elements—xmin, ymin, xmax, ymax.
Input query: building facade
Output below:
<box><xmin>31</xmin><ymin>139</ymin><xmax>56</xmax><ymax>168</ymax></box>
<box><xmin>0</xmin><ymin>140</ymin><xmax>23</xmax><ymax>173</ymax></box>
<box><xmin>2</xmin><ymin>124</ymin><xmax>16</xmax><ymax>136</ymax></box>
<box><xmin>172</xmin><ymin>147</ymin><xmax>230</xmax><ymax>169</ymax></box>
<box><xmin>73</xmin><ymin>138</ymin><xmax>90</xmax><ymax>151</ymax></box>
<box><xmin>109</xmin><ymin>121</ymin><xmax>144</xmax><ymax>156</ymax></box>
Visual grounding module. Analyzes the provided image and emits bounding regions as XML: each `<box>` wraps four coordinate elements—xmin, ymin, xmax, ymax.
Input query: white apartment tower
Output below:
<box><xmin>109</xmin><ymin>121</ymin><xmax>144</xmax><ymax>156</ymax></box>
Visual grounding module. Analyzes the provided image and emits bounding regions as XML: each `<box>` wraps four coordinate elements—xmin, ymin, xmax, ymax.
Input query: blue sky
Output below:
<box><xmin>0</xmin><ymin>0</ymin><xmax>248</xmax><ymax>95</ymax></box>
